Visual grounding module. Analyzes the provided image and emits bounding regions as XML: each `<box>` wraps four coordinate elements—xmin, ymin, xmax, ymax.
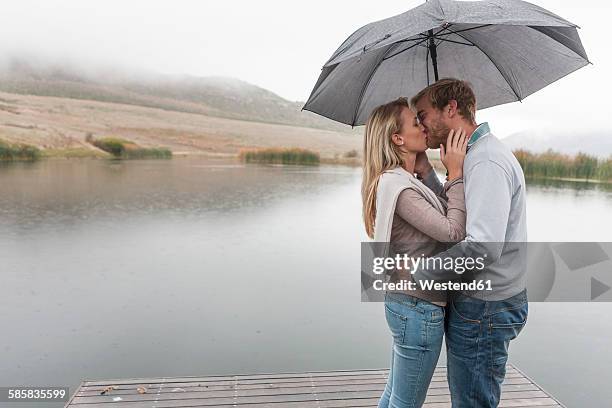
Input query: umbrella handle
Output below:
<box><xmin>427</xmin><ymin>29</ymin><xmax>439</xmax><ymax>82</ymax></box>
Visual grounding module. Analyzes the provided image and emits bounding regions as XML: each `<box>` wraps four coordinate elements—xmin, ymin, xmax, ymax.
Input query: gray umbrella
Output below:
<box><xmin>302</xmin><ymin>0</ymin><xmax>590</xmax><ymax>126</ymax></box>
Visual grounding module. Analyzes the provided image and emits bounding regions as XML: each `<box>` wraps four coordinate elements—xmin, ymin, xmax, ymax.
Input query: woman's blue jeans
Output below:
<box><xmin>378</xmin><ymin>292</ymin><xmax>445</xmax><ymax>408</ymax></box>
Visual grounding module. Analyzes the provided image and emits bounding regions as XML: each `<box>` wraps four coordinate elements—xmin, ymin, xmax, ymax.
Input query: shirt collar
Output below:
<box><xmin>467</xmin><ymin>122</ymin><xmax>490</xmax><ymax>148</ymax></box>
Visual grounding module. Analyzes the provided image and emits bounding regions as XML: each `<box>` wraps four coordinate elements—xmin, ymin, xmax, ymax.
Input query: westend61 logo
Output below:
<box><xmin>370</xmin><ymin>253</ymin><xmax>490</xmax><ymax>292</ymax></box>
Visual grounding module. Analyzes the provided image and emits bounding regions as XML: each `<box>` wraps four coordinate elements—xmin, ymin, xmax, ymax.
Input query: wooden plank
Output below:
<box><xmin>70</xmin><ymin>388</ymin><xmax>549</xmax><ymax>405</ymax></box>
<box><xmin>422</xmin><ymin>401</ymin><xmax>561</xmax><ymax>408</ymax></box>
<box><xmin>81</xmin><ymin>367</ymin><xmax>520</xmax><ymax>387</ymax></box>
<box><xmin>68</xmin><ymin>378</ymin><xmax>533</xmax><ymax>407</ymax></box>
<box><xmin>75</xmin><ymin>377</ymin><xmax>535</xmax><ymax>398</ymax></box>
<box><xmin>66</xmin><ymin>399</ymin><xmax>561</xmax><ymax>408</ymax></box>
<box><xmin>77</xmin><ymin>370</ymin><xmax>524</xmax><ymax>391</ymax></box>
<box><xmin>81</xmin><ymin>369</ymin><xmax>393</xmax><ymax>386</ymax></box>
<box><xmin>67</xmin><ymin>398</ymin><xmax>383</xmax><ymax>408</ymax></box>
<box><xmin>65</xmin><ymin>364</ymin><xmax>562</xmax><ymax>408</ymax></box>
<box><xmin>65</xmin><ymin>380</ymin><xmax>83</xmax><ymax>407</ymax></box>
<box><xmin>70</xmin><ymin>385</ymin><xmax>546</xmax><ymax>405</ymax></box>
<box><xmin>512</xmin><ymin>364</ymin><xmax>567</xmax><ymax>408</ymax></box>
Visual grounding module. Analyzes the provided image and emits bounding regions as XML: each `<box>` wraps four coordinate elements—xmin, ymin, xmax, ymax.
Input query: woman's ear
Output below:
<box><xmin>391</xmin><ymin>133</ymin><xmax>404</xmax><ymax>146</ymax></box>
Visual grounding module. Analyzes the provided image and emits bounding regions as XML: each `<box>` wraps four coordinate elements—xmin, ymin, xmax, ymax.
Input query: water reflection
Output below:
<box><xmin>0</xmin><ymin>158</ymin><xmax>611</xmax><ymax>408</ymax></box>
<box><xmin>526</xmin><ymin>176</ymin><xmax>612</xmax><ymax>193</ymax></box>
<box><xmin>0</xmin><ymin>158</ymin><xmax>357</xmax><ymax>234</ymax></box>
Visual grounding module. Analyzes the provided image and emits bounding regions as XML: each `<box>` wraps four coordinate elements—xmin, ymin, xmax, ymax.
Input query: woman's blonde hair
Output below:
<box><xmin>362</xmin><ymin>97</ymin><xmax>410</xmax><ymax>238</ymax></box>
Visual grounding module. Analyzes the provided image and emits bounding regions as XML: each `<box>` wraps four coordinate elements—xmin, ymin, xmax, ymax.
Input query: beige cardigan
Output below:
<box><xmin>374</xmin><ymin>167</ymin><xmax>446</xmax><ymax>243</ymax></box>
<box><xmin>370</xmin><ymin>166</ymin><xmax>466</xmax><ymax>305</ymax></box>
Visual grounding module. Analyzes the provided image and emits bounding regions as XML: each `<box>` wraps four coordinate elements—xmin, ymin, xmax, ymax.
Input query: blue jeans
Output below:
<box><xmin>378</xmin><ymin>292</ymin><xmax>445</xmax><ymax>408</ymax></box>
<box><xmin>446</xmin><ymin>289</ymin><xmax>528</xmax><ymax>408</ymax></box>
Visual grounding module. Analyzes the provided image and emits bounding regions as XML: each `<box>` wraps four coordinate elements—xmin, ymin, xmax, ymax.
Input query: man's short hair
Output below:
<box><xmin>411</xmin><ymin>78</ymin><xmax>476</xmax><ymax>124</ymax></box>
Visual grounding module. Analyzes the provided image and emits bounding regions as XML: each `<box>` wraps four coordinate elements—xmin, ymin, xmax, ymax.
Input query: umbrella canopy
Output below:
<box><xmin>303</xmin><ymin>0</ymin><xmax>590</xmax><ymax>126</ymax></box>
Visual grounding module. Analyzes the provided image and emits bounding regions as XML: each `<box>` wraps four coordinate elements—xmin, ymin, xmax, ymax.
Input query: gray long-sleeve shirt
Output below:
<box><xmin>389</xmin><ymin>175</ymin><xmax>466</xmax><ymax>304</ymax></box>
<box><xmin>413</xmin><ymin>125</ymin><xmax>528</xmax><ymax>301</ymax></box>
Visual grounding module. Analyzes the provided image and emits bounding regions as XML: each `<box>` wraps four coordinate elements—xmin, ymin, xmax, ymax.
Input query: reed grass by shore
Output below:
<box><xmin>41</xmin><ymin>147</ymin><xmax>107</xmax><ymax>159</ymax></box>
<box><xmin>0</xmin><ymin>139</ymin><xmax>41</xmax><ymax>161</ymax></box>
<box><xmin>514</xmin><ymin>149</ymin><xmax>612</xmax><ymax>182</ymax></box>
<box><xmin>239</xmin><ymin>147</ymin><xmax>320</xmax><ymax>165</ymax></box>
<box><xmin>90</xmin><ymin>137</ymin><xmax>172</xmax><ymax>159</ymax></box>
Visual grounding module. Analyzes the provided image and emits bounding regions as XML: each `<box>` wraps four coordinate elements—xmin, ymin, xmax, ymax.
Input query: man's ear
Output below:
<box><xmin>446</xmin><ymin>100</ymin><xmax>458</xmax><ymax>118</ymax></box>
<box><xmin>391</xmin><ymin>133</ymin><xmax>404</xmax><ymax>146</ymax></box>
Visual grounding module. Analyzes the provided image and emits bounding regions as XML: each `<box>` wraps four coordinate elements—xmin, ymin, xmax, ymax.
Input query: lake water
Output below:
<box><xmin>1</xmin><ymin>158</ymin><xmax>611</xmax><ymax>407</ymax></box>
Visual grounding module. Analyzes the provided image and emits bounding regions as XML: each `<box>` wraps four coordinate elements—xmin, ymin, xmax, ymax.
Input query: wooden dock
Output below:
<box><xmin>64</xmin><ymin>364</ymin><xmax>564</xmax><ymax>407</ymax></box>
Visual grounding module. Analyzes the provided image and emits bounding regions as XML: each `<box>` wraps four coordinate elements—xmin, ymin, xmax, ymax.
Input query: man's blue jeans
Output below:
<box><xmin>446</xmin><ymin>289</ymin><xmax>528</xmax><ymax>408</ymax></box>
<box><xmin>378</xmin><ymin>292</ymin><xmax>445</xmax><ymax>408</ymax></box>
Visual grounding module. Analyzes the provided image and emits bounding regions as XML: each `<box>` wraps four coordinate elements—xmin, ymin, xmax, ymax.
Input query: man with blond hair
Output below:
<box><xmin>411</xmin><ymin>78</ymin><xmax>528</xmax><ymax>408</ymax></box>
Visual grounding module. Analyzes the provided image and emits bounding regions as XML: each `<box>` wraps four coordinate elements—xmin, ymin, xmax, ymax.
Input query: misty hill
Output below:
<box><xmin>0</xmin><ymin>57</ymin><xmax>352</xmax><ymax>133</ymax></box>
<box><xmin>502</xmin><ymin>130</ymin><xmax>612</xmax><ymax>158</ymax></box>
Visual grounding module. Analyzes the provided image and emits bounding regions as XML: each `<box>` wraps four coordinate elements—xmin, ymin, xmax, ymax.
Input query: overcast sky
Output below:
<box><xmin>1</xmin><ymin>0</ymin><xmax>610</xmax><ymax>137</ymax></box>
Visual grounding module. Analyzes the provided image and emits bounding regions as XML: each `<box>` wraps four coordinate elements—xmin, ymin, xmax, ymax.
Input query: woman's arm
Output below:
<box><xmin>414</xmin><ymin>152</ymin><xmax>444</xmax><ymax>196</ymax></box>
<box><xmin>420</xmin><ymin>169</ymin><xmax>444</xmax><ymax>196</ymax></box>
<box><xmin>395</xmin><ymin>180</ymin><xmax>466</xmax><ymax>242</ymax></box>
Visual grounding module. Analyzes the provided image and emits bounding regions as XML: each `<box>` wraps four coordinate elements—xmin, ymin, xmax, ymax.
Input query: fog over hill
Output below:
<box><xmin>501</xmin><ymin>130</ymin><xmax>612</xmax><ymax>158</ymax></box>
<box><xmin>0</xmin><ymin>55</ymin><xmax>355</xmax><ymax>133</ymax></box>
<box><xmin>0</xmin><ymin>56</ymin><xmax>363</xmax><ymax>158</ymax></box>
<box><xmin>4</xmin><ymin>56</ymin><xmax>609</xmax><ymax>159</ymax></box>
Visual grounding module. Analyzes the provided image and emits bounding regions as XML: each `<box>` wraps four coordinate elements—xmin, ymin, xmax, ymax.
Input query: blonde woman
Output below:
<box><xmin>362</xmin><ymin>97</ymin><xmax>467</xmax><ymax>408</ymax></box>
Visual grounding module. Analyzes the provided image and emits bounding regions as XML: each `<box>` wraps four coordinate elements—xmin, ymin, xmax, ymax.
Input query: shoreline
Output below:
<box><xmin>3</xmin><ymin>150</ymin><xmax>611</xmax><ymax>184</ymax></box>
<box><xmin>525</xmin><ymin>175</ymin><xmax>612</xmax><ymax>185</ymax></box>
<box><xmin>1</xmin><ymin>148</ymin><xmax>365</xmax><ymax>165</ymax></box>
